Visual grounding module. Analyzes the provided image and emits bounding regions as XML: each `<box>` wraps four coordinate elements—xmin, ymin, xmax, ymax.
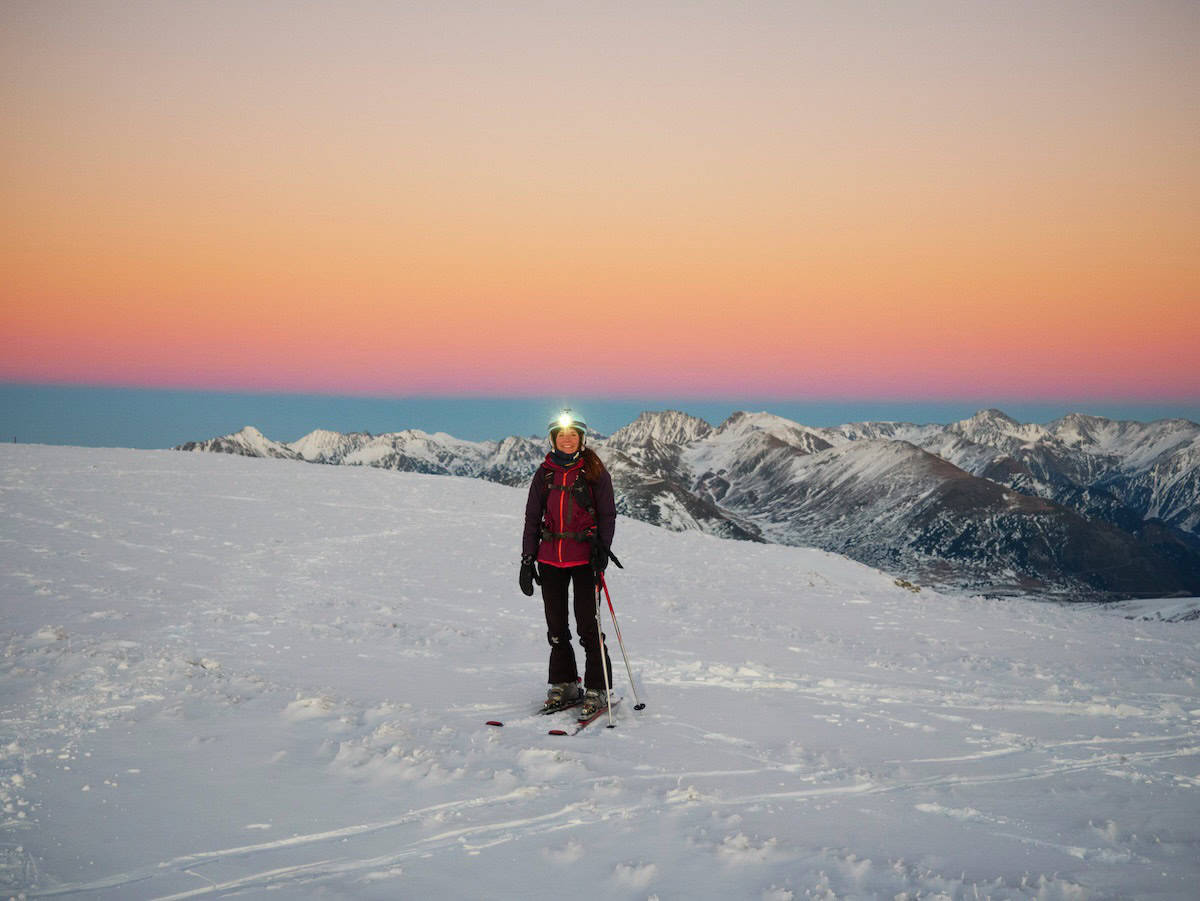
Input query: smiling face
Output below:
<box><xmin>553</xmin><ymin>428</ymin><xmax>581</xmax><ymax>455</ymax></box>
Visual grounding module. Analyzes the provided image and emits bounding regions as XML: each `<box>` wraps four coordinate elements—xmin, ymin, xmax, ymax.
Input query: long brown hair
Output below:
<box><xmin>581</xmin><ymin>446</ymin><xmax>607</xmax><ymax>483</ymax></box>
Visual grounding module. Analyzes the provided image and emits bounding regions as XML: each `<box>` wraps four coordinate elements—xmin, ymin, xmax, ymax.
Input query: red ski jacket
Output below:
<box><xmin>522</xmin><ymin>454</ymin><xmax>616</xmax><ymax>568</ymax></box>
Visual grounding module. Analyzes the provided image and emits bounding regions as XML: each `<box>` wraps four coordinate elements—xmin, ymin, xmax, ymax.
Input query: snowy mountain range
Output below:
<box><xmin>177</xmin><ymin>409</ymin><xmax>1200</xmax><ymax>600</ymax></box>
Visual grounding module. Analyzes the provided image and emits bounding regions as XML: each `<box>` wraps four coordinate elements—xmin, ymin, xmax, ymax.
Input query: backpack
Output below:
<box><xmin>539</xmin><ymin>463</ymin><xmax>598</xmax><ymax>544</ymax></box>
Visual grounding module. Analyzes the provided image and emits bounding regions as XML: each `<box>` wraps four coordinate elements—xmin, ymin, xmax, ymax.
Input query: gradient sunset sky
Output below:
<box><xmin>3</xmin><ymin>1</ymin><xmax>1198</xmax><ymax>406</ymax></box>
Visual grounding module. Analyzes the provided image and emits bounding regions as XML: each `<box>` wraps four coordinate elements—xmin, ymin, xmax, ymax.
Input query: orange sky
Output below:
<box><xmin>3</xmin><ymin>1</ymin><xmax>1198</xmax><ymax>401</ymax></box>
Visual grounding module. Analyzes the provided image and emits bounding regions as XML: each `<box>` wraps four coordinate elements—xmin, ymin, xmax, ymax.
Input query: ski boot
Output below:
<box><xmin>580</xmin><ymin>687</ymin><xmax>608</xmax><ymax>718</ymax></box>
<box><xmin>542</xmin><ymin>681</ymin><xmax>582</xmax><ymax>713</ymax></box>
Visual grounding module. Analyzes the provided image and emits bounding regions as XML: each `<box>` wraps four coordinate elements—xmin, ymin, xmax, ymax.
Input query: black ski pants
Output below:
<box><xmin>540</xmin><ymin>563</ymin><xmax>612</xmax><ymax>690</ymax></box>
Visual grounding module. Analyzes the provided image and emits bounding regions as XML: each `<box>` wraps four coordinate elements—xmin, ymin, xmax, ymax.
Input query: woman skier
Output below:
<box><xmin>520</xmin><ymin>411</ymin><xmax>616</xmax><ymax>717</ymax></box>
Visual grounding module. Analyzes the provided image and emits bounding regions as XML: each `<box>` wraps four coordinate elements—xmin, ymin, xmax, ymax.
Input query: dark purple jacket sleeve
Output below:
<box><xmin>594</xmin><ymin>470</ymin><xmax>616</xmax><ymax>549</ymax></box>
<box><xmin>522</xmin><ymin>468</ymin><xmax>548</xmax><ymax>558</ymax></box>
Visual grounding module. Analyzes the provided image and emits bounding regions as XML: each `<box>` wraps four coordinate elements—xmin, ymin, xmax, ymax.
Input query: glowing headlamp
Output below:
<box><xmin>548</xmin><ymin>409</ymin><xmax>587</xmax><ymax>444</ymax></box>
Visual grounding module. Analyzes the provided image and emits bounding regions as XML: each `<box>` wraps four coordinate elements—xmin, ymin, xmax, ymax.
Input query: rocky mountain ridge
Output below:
<box><xmin>176</xmin><ymin>409</ymin><xmax>1200</xmax><ymax>600</ymax></box>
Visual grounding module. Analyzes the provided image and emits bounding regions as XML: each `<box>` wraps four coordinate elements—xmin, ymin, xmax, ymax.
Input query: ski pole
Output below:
<box><xmin>600</xmin><ymin>573</ymin><xmax>646</xmax><ymax>710</ymax></box>
<box><xmin>595</xmin><ymin>579</ymin><xmax>616</xmax><ymax>728</ymax></box>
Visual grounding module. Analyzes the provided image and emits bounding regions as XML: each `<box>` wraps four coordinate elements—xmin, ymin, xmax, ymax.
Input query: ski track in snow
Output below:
<box><xmin>1</xmin><ymin>445</ymin><xmax>1198</xmax><ymax>899</ymax></box>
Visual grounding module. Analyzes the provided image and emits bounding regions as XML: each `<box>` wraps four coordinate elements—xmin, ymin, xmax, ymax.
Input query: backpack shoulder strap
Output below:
<box><xmin>542</xmin><ymin>463</ymin><xmax>595</xmax><ymax>517</ymax></box>
<box><xmin>570</xmin><ymin>473</ymin><xmax>595</xmax><ymax>516</ymax></box>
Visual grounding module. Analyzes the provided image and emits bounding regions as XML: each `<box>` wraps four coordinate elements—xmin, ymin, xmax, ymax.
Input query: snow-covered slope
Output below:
<box><xmin>912</xmin><ymin>411</ymin><xmax>1200</xmax><ymax>537</ymax></box>
<box><xmin>1100</xmin><ymin>596</ymin><xmax>1200</xmax><ymax>623</ymax></box>
<box><xmin>2</xmin><ymin>444</ymin><xmax>1198</xmax><ymax>899</ymax></box>
<box><xmin>708</xmin><ymin>410</ymin><xmax>834</xmax><ymax>456</ymax></box>
<box><xmin>604</xmin><ymin>447</ymin><xmax>762</xmax><ymax>542</ymax></box>
<box><xmin>1130</xmin><ymin>433</ymin><xmax>1200</xmax><ymax>535</ymax></box>
<box><xmin>655</xmin><ymin>414</ymin><xmax>1200</xmax><ymax>598</ymax></box>
<box><xmin>1049</xmin><ymin>413</ymin><xmax>1199</xmax><ymax>471</ymax></box>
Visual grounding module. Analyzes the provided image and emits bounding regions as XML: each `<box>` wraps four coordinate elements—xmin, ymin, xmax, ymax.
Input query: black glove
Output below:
<box><xmin>590</xmin><ymin>543</ymin><xmax>609</xmax><ymax>576</ymax></box>
<box><xmin>519</xmin><ymin>554</ymin><xmax>540</xmax><ymax>596</ymax></box>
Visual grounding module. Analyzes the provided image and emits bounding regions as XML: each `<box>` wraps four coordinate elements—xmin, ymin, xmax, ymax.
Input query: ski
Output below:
<box><xmin>486</xmin><ymin>697</ymin><xmax>582</xmax><ymax>727</ymax></box>
<box><xmin>549</xmin><ymin>697</ymin><xmax>621</xmax><ymax>735</ymax></box>
<box><xmin>540</xmin><ymin>697</ymin><xmax>584</xmax><ymax>716</ymax></box>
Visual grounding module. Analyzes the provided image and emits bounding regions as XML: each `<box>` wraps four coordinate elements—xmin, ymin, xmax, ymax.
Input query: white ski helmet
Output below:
<box><xmin>548</xmin><ymin>410</ymin><xmax>587</xmax><ymax>448</ymax></box>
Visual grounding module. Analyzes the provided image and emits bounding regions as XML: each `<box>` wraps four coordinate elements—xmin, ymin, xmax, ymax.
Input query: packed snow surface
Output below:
<box><xmin>2</xmin><ymin>445</ymin><xmax>1198</xmax><ymax>899</ymax></box>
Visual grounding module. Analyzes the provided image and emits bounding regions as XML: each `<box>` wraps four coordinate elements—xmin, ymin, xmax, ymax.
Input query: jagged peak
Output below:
<box><xmin>231</xmin><ymin>426</ymin><xmax>296</xmax><ymax>453</ymax></box>
<box><xmin>608</xmin><ymin>410</ymin><xmax>713</xmax><ymax>447</ymax></box>
<box><xmin>175</xmin><ymin>425</ymin><xmax>299</xmax><ymax>459</ymax></box>
<box><xmin>962</xmin><ymin>408</ymin><xmax>1021</xmax><ymax>427</ymax></box>
<box><xmin>290</xmin><ymin>427</ymin><xmax>367</xmax><ymax>446</ymax></box>
<box><xmin>948</xmin><ymin>409</ymin><xmax>1050</xmax><ymax>444</ymax></box>
<box><xmin>1049</xmin><ymin>412</ymin><xmax>1200</xmax><ymax>431</ymax></box>
<box><xmin>288</xmin><ymin>428</ymin><xmax>375</xmax><ymax>462</ymax></box>
<box><xmin>292</xmin><ymin>427</ymin><xmax>366</xmax><ymax>442</ymax></box>
<box><xmin>1052</xmin><ymin>412</ymin><xmax>1111</xmax><ymax>428</ymax></box>
<box><xmin>714</xmin><ymin>411</ymin><xmax>828</xmax><ymax>442</ymax></box>
<box><xmin>1045</xmin><ymin>413</ymin><xmax>1115</xmax><ymax>446</ymax></box>
<box><xmin>716</xmin><ymin>410</ymin><xmax>800</xmax><ymax>433</ymax></box>
<box><xmin>495</xmin><ymin>434</ymin><xmax>538</xmax><ymax>450</ymax></box>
